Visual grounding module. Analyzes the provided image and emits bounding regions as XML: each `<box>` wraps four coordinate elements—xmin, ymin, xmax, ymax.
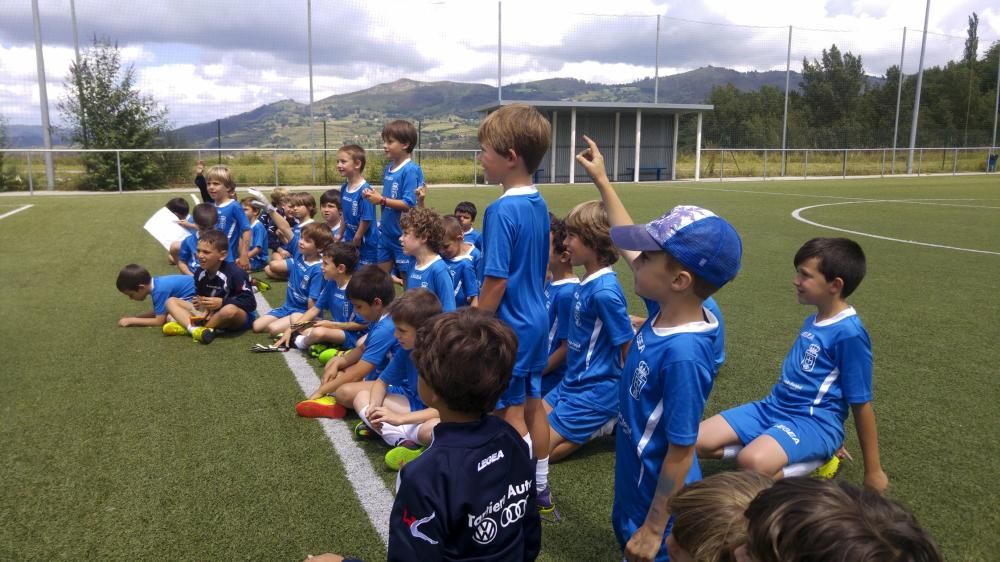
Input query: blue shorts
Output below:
<box><xmin>721</xmin><ymin>400</ymin><xmax>841</xmax><ymax>464</ymax></box>
<box><xmin>495</xmin><ymin>375</ymin><xmax>526</xmax><ymax>410</ymax></box>
<box><xmin>267</xmin><ymin>304</ymin><xmax>306</xmax><ymax>320</ymax></box>
<box><xmin>545</xmin><ymin>383</ymin><xmax>616</xmax><ymax>445</ymax></box>
<box><xmin>377</xmin><ymin>234</ymin><xmax>415</xmax><ymax>275</ymax></box>
<box><xmin>387</xmin><ymin>384</ymin><xmax>425</xmax><ymax>412</ymax></box>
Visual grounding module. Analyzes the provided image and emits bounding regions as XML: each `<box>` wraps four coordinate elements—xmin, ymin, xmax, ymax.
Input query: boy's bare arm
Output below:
<box><xmin>178</xmin><ymin>261</ymin><xmax>193</xmax><ymax>276</ymax></box>
<box><xmin>852</xmin><ymin>402</ymin><xmax>888</xmax><ymax>494</ymax></box>
<box><xmin>352</xmin><ymin>220</ymin><xmax>370</xmax><ymax>247</ymax></box>
<box><xmin>477</xmin><ymin>276</ymin><xmax>507</xmax><ymax>313</ymax></box>
<box><xmin>576</xmin><ymin>135</ymin><xmax>641</xmax><ymax>267</ymax></box>
<box><xmin>543</xmin><ymin>340</ymin><xmax>568</xmax><ymax>375</ymax></box>
<box><xmin>626</xmin><ymin>444</ymin><xmax>694</xmax><ymax>562</ymax></box>
<box><xmin>119</xmin><ymin>312</ymin><xmax>167</xmax><ymax>327</ymax></box>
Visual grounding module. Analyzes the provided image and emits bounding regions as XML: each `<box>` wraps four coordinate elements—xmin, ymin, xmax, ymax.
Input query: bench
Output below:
<box><xmin>624</xmin><ymin>166</ymin><xmax>669</xmax><ymax>181</ymax></box>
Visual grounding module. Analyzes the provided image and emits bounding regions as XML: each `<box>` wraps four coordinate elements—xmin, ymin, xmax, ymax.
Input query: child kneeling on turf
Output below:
<box><xmin>544</xmin><ymin>200</ymin><xmax>633</xmax><ymax>462</ymax></box>
<box><xmin>440</xmin><ymin>215</ymin><xmax>479</xmax><ymax>307</ymax></box>
<box><xmin>117</xmin><ymin>264</ymin><xmax>196</xmax><ymax>327</ymax></box>
<box><xmin>253</xmin><ymin>223</ymin><xmax>332</xmax><ymax>336</ymax></box>
<box><xmin>163</xmin><ymin>230</ymin><xmax>257</xmax><ymax>344</ymax></box>
<box><xmin>697</xmin><ymin>237</ymin><xmax>888</xmax><ymax>493</ymax></box>
<box><xmin>349</xmin><ymin>289</ymin><xmax>443</xmax><ymax>470</ymax></box>
<box><xmin>400</xmin><ymin>207</ymin><xmax>456</xmax><ymax>312</ymax></box>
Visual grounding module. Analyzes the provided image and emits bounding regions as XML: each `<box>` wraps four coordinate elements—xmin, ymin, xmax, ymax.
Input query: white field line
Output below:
<box><xmin>254</xmin><ymin>293</ymin><xmax>393</xmax><ymax>546</ymax></box>
<box><xmin>0</xmin><ymin>204</ymin><xmax>33</xmax><ymax>221</ymax></box>
<box><xmin>791</xmin><ymin>200</ymin><xmax>1000</xmax><ymax>256</ymax></box>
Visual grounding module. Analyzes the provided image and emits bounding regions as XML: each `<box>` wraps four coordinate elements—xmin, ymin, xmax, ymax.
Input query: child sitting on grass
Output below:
<box><xmin>296</xmin><ymin>266</ymin><xmax>397</xmax><ymax>417</ymax></box>
<box><xmin>440</xmin><ymin>215</ymin><xmax>479</xmax><ymax>307</ymax></box>
<box><xmin>163</xmin><ymin>230</ymin><xmax>257</xmax><ymax>344</ymax></box>
<box><xmin>117</xmin><ymin>264</ymin><xmax>196</xmax><ymax>327</ymax></box>
<box><xmin>240</xmin><ymin>197</ymin><xmax>269</xmax><ymax>272</ymax></box>
<box><xmin>253</xmin><ymin>222</ymin><xmax>332</xmax><ymax>336</ymax></box>
<box><xmin>266</xmin><ymin>192</ymin><xmax>317</xmax><ymax>280</ymax></box>
<box><xmin>542</xmin><ymin>214</ymin><xmax>578</xmax><ymax>396</ymax></box>
<box><xmin>400</xmin><ymin>207</ymin><xmax>456</xmax><ymax>312</ymax></box>
<box><xmin>177</xmin><ymin>203</ymin><xmax>218</xmax><ymax>276</ymax></box>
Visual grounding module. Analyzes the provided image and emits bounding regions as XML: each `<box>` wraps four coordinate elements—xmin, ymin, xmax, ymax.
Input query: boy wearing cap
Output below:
<box><xmin>576</xmin><ymin>135</ymin><xmax>743</xmax><ymax>562</ymax></box>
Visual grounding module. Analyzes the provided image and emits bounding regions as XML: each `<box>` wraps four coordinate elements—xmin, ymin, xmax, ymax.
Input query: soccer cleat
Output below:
<box><xmin>252</xmin><ymin>277</ymin><xmax>271</xmax><ymax>292</ymax></box>
<box><xmin>811</xmin><ymin>455</ymin><xmax>842</xmax><ymax>480</ymax></box>
<box><xmin>251</xmin><ymin>343</ymin><xmax>287</xmax><ymax>353</ymax></box>
<box><xmin>353</xmin><ymin>420</ymin><xmax>378</xmax><ymax>440</ymax></box>
<box><xmin>191</xmin><ymin>327</ymin><xmax>215</xmax><ymax>344</ymax></box>
<box><xmin>295</xmin><ymin>396</ymin><xmax>346</xmax><ymax>418</ymax></box>
<box><xmin>536</xmin><ymin>486</ymin><xmax>562</xmax><ymax>523</ymax></box>
<box><xmin>308</xmin><ymin>343</ymin><xmax>330</xmax><ymax>358</ymax></box>
<box><xmin>385</xmin><ymin>441</ymin><xmax>425</xmax><ymax>471</ymax></box>
<box><xmin>162</xmin><ymin>321</ymin><xmax>187</xmax><ymax>336</ymax></box>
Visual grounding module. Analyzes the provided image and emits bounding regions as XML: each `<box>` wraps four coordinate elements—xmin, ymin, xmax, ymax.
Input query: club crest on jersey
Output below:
<box><xmin>629</xmin><ymin>361</ymin><xmax>650</xmax><ymax>399</ymax></box>
<box><xmin>801</xmin><ymin>343</ymin><xmax>820</xmax><ymax>372</ymax></box>
<box><xmin>351</xmin><ymin>200</ymin><xmax>359</xmax><ymax>216</ymax></box>
<box><xmin>636</xmin><ymin>332</ymin><xmax>645</xmax><ymax>353</ymax></box>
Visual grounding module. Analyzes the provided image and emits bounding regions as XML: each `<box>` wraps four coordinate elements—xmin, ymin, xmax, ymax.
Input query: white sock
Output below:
<box><xmin>782</xmin><ymin>459</ymin><xmax>824</xmax><ymax>477</ymax></box>
<box><xmin>358</xmin><ymin>406</ymin><xmax>370</xmax><ymax>427</ymax></box>
<box><xmin>522</xmin><ymin>433</ymin><xmax>533</xmax><ymax>458</ymax></box>
<box><xmin>536</xmin><ymin>457</ymin><xmax>549</xmax><ymax>492</ymax></box>
<box><xmin>380</xmin><ymin>422</ymin><xmax>406</xmax><ymax>447</ymax></box>
<box><xmin>722</xmin><ymin>445</ymin><xmax>744</xmax><ymax>460</ymax></box>
<box><xmin>399</xmin><ymin>423</ymin><xmax>421</xmax><ymax>444</ymax></box>
<box><xmin>294</xmin><ymin>335</ymin><xmax>309</xmax><ymax>350</ymax></box>
<box><xmin>186</xmin><ymin>324</ymin><xmax>195</xmax><ymax>334</ymax></box>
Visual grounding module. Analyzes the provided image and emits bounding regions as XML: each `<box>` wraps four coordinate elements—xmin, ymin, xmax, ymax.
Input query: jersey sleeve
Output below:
<box><xmin>399</xmin><ymin>167</ymin><xmax>419</xmax><ymax>208</ymax></box>
<box><xmin>482</xmin><ymin>208</ymin><xmax>515</xmax><ymax>280</ymax></box>
<box><xmin>387</xmin><ymin>470</ymin><xmax>446</xmax><ymax>561</ymax></box>
<box><xmin>835</xmin><ymin>332</ymin><xmax>873</xmax><ymax>405</ymax></box>
<box><xmin>234</xmin><ymin>204</ymin><xmax>250</xmax><ymax>234</ymax></box>
<box><xmin>307</xmin><ymin>266</ymin><xmax>324</xmax><ymax>303</ymax></box>
<box><xmin>251</xmin><ymin>223</ymin><xmax>267</xmax><ymax>252</ymax></box>
<box><xmin>434</xmin><ymin>268</ymin><xmax>456</xmax><ymax>312</ymax></box>
<box><xmin>178</xmin><ymin>236</ymin><xmax>195</xmax><ymax>269</ymax></box>
<box><xmin>362</xmin><ymin>323</ymin><xmax>396</xmax><ymax>367</ymax></box>
<box><xmin>152</xmin><ymin>290</ymin><xmax>170</xmax><ymax>317</ymax></box>
<box><xmin>360</xmin><ymin>192</ymin><xmax>377</xmax><ymax>222</ymax></box>
<box><xmin>460</xmin><ymin>262</ymin><xmax>479</xmax><ymax>299</ymax></box>
<box><xmin>662</xmin><ymin>359</ymin><xmax>711</xmax><ymax>446</ymax></box>
<box><xmin>194</xmin><ymin>175</ymin><xmax>209</xmax><ymax>202</ymax></box>
<box><xmin>595</xmin><ymin>288</ymin><xmax>635</xmax><ymax>347</ymax></box>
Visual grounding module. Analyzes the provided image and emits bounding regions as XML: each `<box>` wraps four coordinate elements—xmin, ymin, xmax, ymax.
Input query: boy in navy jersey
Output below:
<box><xmin>364</xmin><ymin>120</ymin><xmax>423</xmax><ymax>282</ymax></box>
<box><xmin>544</xmin><ymin>200</ymin><xmax>633</xmax><ymax>462</ymax></box>
<box><xmin>454</xmin><ymin>201</ymin><xmax>482</xmax><ymax>251</ymax></box>
<box><xmin>203</xmin><ymin>165</ymin><xmax>251</xmax><ymax>272</ymax></box>
<box><xmin>400</xmin><ymin>207</ymin><xmax>456</xmax><ymax>312</ymax></box>
<box><xmin>577</xmin><ymin>135</ymin><xmax>742</xmax><ymax>562</ymax></box>
<box><xmin>116</xmin><ymin>264</ymin><xmax>196</xmax><ymax>327</ymax></box>
<box><xmin>697</xmin><ymin>237</ymin><xmax>887</xmax><ymax>492</ymax></box>
<box><xmin>475</xmin><ymin>104</ymin><xmax>556</xmax><ymax>518</ymax></box>
<box><xmin>335</xmin><ymin>145</ymin><xmax>379</xmax><ymax>265</ymax></box>
<box><xmin>253</xmin><ymin>223</ymin><xmax>332</xmax><ymax>336</ymax></box>
<box><xmin>541</xmin><ymin>214</ymin><xmax>578</xmax><ymax>396</ymax></box>
<box><xmin>440</xmin><ymin>215</ymin><xmax>479</xmax><ymax>307</ymax></box>
<box><xmin>163</xmin><ymin>230</ymin><xmax>257</xmax><ymax>344</ymax></box>
<box><xmin>177</xmin><ymin>203</ymin><xmax>218</xmax><ymax>276</ymax></box>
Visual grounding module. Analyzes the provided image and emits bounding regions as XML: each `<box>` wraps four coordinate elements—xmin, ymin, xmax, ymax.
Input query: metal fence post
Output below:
<box><xmin>27</xmin><ymin>152</ymin><xmax>34</xmax><ymax>194</ymax></box>
<box><xmin>842</xmin><ymin>149</ymin><xmax>848</xmax><ymax>178</ymax></box>
<box><xmin>918</xmin><ymin>148</ymin><xmax>923</xmax><ymax>175</ymax></box>
<box><xmin>473</xmin><ymin>150</ymin><xmax>478</xmax><ymax>186</ymax></box>
<box><xmin>763</xmin><ymin>149</ymin><xmax>768</xmax><ymax>179</ymax></box>
<box><xmin>116</xmin><ymin>150</ymin><xmax>123</xmax><ymax>193</ymax></box>
<box><xmin>952</xmin><ymin>148</ymin><xmax>958</xmax><ymax>175</ymax></box>
<box><xmin>804</xmin><ymin>150</ymin><xmax>809</xmax><ymax>179</ymax></box>
<box><xmin>273</xmin><ymin>150</ymin><xmax>279</xmax><ymax>187</ymax></box>
<box><xmin>881</xmin><ymin>149</ymin><xmax>886</xmax><ymax>177</ymax></box>
<box><xmin>720</xmin><ymin>150</ymin><xmax>725</xmax><ymax>181</ymax></box>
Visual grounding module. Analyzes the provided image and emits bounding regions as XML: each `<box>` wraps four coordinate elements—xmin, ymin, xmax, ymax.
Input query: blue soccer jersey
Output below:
<box><xmin>465</xmin><ymin>245</ymin><xmax>483</xmax><ymax>283</ymax></box>
<box><xmin>283</xmin><ymin>218</ymin><xmax>315</xmax><ymax>258</ymax></box>
<box><xmin>281</xmin><ymin>255</ymin><xmax>323</xmax><ymax>312</ymax></box>
<box><xmin>361</xmin><ymin>313</ymin><xmax>399</xmax><ymax>380</ymax></box>
<box><xmin>644</xmin><ymin>296</ymin><xmax>727</xmax><ymax>370</ymax></box>
<box><xmin>479</xmin><ymin>186</ymin><xmax>550</xmax><ymax>376</ymax></box>
<box><xmin>248</xmin><ymin>220</ymin><xmax>269</xmax><ymax>271</ymax></box>
<box><xmin>443</xmin><ymin>254</ymin><xmax>479</xmax><ymax>307</ymax></box>
<box><xmin>463</xmin><ymin>227</ymin><xmax>483</xmax><ymax>251</ymax></box>
<box><xmin>543</xmin><ymin>277</ymin><xmax>580</xmax><ymax>396</ymax></box>
<box><xmin>151</xmin><ymin>275</ymin><xmax>196</xmax><ymax>316</ymax></box>
<box><xmin>612</xmin><ymin>306</ymin><xmax>721</xmax><ymax>560</ymax></box>
<box><xmin>765</xmin><ymin>307</ymin><xmax>873</xmax><ymax>430</ymax></box>
<box><xmin>214</xmin><ymin>199</ymin><xmax>250</xmax><ymax>262</ymax></box>
<box><xmin>559</xmin><ymin>268</ymin><xmax>634</xmax><ymax>413</ymax></box>
<box><xmin>178</xmin><ymin>232</ymin><xmax>201</xmax><ymax>273</ymax></box>
<box><xmin>379</xmin><ymin>159</ymin><xmax>421</xmax><ymax>243</ymax></box>
<box><xmin>378</xmin><ymin>348</ymin><xmax>424</xmax><ymax>411</ymax></box>
<box><xmin>406</xmin><ymin>256</ymin><xmax>456</xmax><ymax>312</ymax></box>
<box><xmin>340</xmin><ymin>180</ymin><xmax>379</xmax><ymax>262</ymax></box>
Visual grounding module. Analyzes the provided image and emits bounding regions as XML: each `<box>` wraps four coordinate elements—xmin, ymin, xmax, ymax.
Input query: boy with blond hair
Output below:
<box><xmin>202</xmin><ymin>165</ymin><xmax>251</xmax><ymax>271</ymax></box>
<box><xmin>475</xmin><ymin>103</ymin><xmax>557</xmax><ymax>517</ymax></box>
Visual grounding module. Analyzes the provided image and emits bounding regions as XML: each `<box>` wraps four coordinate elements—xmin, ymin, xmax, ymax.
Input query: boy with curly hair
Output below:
<box><xmin>399</xmin><ymin>207</ymin><xmax>456</xmax><ymax>312</ymax></box>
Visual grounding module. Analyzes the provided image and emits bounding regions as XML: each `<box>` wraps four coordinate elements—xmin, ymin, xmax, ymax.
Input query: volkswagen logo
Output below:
<box><xmin>473</xmin><ymin>516</ymin><xmax>497</xmax><ymax>545</ymax></box>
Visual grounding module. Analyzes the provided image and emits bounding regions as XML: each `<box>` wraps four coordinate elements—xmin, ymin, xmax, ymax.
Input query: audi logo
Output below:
<box><xmin>500</xmin><ymin>498</ymin><xmax>528</xmax><ymax>528</ymax></box>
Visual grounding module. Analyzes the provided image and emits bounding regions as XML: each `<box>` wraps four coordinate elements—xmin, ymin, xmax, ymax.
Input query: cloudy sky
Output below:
<box><xmin>1</xmin><ymin>0</ymin><xmax>997</xmax><ymax>127</ymax></box>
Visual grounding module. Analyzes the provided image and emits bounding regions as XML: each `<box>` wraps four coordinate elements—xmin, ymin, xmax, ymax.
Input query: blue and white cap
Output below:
<box><xmin>610</xmin><ymin>205</ymin><xmax>742</xmax><ymax>289</ymax></box>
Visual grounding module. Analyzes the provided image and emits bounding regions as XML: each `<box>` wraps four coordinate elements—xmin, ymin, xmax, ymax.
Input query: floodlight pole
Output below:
<box><xmin>497</xmin><ymin>1</ymin><xmax>502</xmax><ymax>102</ymax></box>
<box><xmin>31</xmin><ymin>0</ymin><xmax>54</xmax><ymax>190</ymax></box>
<box><xmin>906</xmin><ymin>0</ymin><xmax>930</xmax><ymax>174</ymax></box>
<box><xmin>891</xmin><ymin>27</ymin><xmax>906</xmax><ymax>174</ymax></box>
<box><xmin>654</xmin><ymin>15</ymin><xmax>660</xmax><ymax>103</ymax></box>
<box><xmin>307</xmin><ymin>0</ymin><xmax>316</xmax><ymax>182</ymax></box>
<box><xmin>780</xmin><ymin>25</ymin><xmax>792</xmax><ymax>176</ymax></box>
<box><xmin>70</xmin><ymin>0</ymin><xmax>87</xmax><ymax>148</ymax></box>
<box><xmin>992</xmin><ymin>45</ymin><xmax>999</xmax><ymax>158</ymax></box>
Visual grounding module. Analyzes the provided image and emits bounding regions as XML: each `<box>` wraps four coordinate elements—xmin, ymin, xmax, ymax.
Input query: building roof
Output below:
<box><xmin>476</xmin><ymin>100</ymin><xmax>713</xmax><ymax>114</ymax></box>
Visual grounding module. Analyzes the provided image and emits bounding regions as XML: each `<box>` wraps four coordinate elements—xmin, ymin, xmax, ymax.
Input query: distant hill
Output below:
<box><xmin>4</xmin><ymin>124</ymin><xmax>73</xmax><ymax>148</ymax></box>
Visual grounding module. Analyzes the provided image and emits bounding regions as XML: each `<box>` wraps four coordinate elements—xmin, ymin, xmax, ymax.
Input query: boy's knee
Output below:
<box><xmin>737</xmin><ymin>447</ymin><xmax>780</xmax><ymax>475</ymax></box>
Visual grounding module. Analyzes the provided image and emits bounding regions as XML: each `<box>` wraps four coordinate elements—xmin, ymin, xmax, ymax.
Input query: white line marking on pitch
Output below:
<box><xmin>254</xmin><ymin>293</ymin><xmax>393</xmax><ymax>546</ymax></box>
<box><xmin>791</xmin><ymin>200</ymin><xmax>1000</xmax><ymax>256</ymax></box>
<box><xmin>0</xmin><ymin>204</ymin><xmax>33</xmax><ymax>221</ymax></box>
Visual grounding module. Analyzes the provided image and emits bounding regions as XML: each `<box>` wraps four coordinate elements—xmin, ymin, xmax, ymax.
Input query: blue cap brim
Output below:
<box><xmin>610</xmin><ymin>225</ymin><xmax>662</xmax><ymax>251</ymax></box>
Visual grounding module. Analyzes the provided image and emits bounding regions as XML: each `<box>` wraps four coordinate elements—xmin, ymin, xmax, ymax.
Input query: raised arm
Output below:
<box><xmin>575</xmin><ymin>135</ymin><xmax>640</xmax><ymax>267</ymax></box>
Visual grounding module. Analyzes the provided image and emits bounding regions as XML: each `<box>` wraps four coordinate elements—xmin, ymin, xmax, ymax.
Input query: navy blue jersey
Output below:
<box><xmin>407</xmin><ymin>257</ymin><xmax>456</xmax><ymax>312</ymax></box>
<box><xmin>214</xmin><ymin>199</ymin><xmax>250</xmax><ymax>262</ymax></box>
<box><xmin>193</xmin><ymin>261</ymin><xmax>256</xmax><ymax>314</ymax></box>
<box><xmin>380</xmin><ymin>159</ymin><xmax>422</xmax><ymax>242</ymax></box>
<box><xmin>388</xmin><ymin>416</ymin><xmax>541</xmax><ymax>561</ymax></box>
<box><xmin>151</xmin><ymin>275</ymin><xmax>196</xmax><ymax>316</ymax></box>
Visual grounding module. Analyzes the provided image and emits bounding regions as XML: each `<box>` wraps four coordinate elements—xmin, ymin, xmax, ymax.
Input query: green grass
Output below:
<box><xmin>1</xmin><ymin>176</ymin><xmax>998</xmax><ymax>560</ymax></box>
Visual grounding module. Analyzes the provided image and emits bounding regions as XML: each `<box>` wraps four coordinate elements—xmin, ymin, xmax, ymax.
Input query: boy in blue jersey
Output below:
<box><xmin>576</xmin><ymin>135</ymin><xmax>743</xmax><ymax>562</ymax></box>
<box><xmin>475</xmin><ymin>103</ymin><xmax>557</xmax><ymax>517</ymax></box>
<box><xmin>275</xmin><ymin>242</ymin><xmax>368</xmax><ymax>352</ymax></box>
<box><xmin>364</xmin><ymin>120</ymin><xmax>422</xmax><ymax>282</ymax></box>
<box><xmin>117</xmin><ymin>264</ymin><xmax>196</xmax><ymax>327</ymax></box>
<box><xmin>454</xmin><ymin>201</ymin><xmax>483</xmax><ymax>251</ymax></box>
<box><xmin>203</xmin><ymin>165</ymin><xmax>251</xmax><ymax>272</ymax></box>
<box><xmin>177</xmin><ymin>203</ymin><xmax>218</xmax><ymax>276</ymax></box>
<box><xmin>297</xmin><ymin>266</ymin><xmax>397</xmax><ymax>418</ymax></box>
<box><xmin>335</xmin><ymin>145</ymin><xmax>379</xmax><ymax>265</ymax></box>
<box><xmin>240</xmin><ymin>197</ymin><xmax>269</xmax><ymax>272</ymax></box>
<box><xmin>252</xmin><ymin>223</ymin><xmax>332</xmax><ymax>336</ymax></box>
<box><xmin>542</xmin><ymin>214</ymin><xmax>578</xmax><ymax>396</ymax></box>
<box><xmin>320</xmin><ymin>188</ymin><xmax>343</xmax><ymax>239</ymax></box>
<box><xmin>544</xmin><ymin>200</ymin><xmax>633</xmax><ymax>462</ymax></box>
<box><xmin>440</xmin><ymin>215</ymin><xmax>479</xmax><ymax>307</ymax></box>
<box><xmin>697</xmin><ymin>237</ymin><xmax>888</xmax><ymax>492</ymax></box>
<box><xmin>264</xmin><ymin>192</ymin><xmax>316</xmax><ymax>280</ymax></box>
<box><xmin>163</xmin><ymin>230</ymin><xmax>258</xmax><ymax>344</ymax></box>
<box><xmin>400</xmin><ymin>207</ymin><xmax>456</xmax><ymax>312</ymax></box>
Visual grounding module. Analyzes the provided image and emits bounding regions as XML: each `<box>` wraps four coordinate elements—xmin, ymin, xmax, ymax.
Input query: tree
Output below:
<box><xmin>800</xmin><ymin>44</ymin><xmax>866</xmax><ymax>130</ymax></box>
<box><xmin>58</xmin><ymin>37</ymin><xmax>170</xmax><ymax>190</ymax></box>
<box><xmin>962</xmin><ymin>13</ymin><xmax>980</xmax><ymax>145</ymax></box>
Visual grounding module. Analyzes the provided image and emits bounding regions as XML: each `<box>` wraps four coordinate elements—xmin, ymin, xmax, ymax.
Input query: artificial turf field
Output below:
<box><xmin>1</xmin><ymin>175</ymin><xmax>998</xmax><ymax>561</ymax></box>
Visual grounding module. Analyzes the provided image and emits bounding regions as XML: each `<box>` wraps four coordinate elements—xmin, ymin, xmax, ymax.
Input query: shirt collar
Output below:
<box><xmin>498</xmin><ymin>185</ymin><xmax>539</xmax><ymax>198</ymax></box>
<box><xmin>813</xmin><ymin>306</ymin><xmax>857</xmax><ymax>327</ymax></box>
<box><xmin>581</xmin><ymin>266</ymin><xmax>614</xmax><ymax>285</ymax></box>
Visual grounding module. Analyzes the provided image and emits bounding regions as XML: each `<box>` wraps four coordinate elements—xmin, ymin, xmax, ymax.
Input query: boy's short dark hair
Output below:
<box><xmin>239</xmin><ymin>196</ymin><xmax>261</xmax><ymax>217</ymax></box>
<box><xmin>744</xmin><ymin>478</ymin><xmax>942</xmax><ymax>562</ymax></box>
<box><xmin>382</xmin><ymin>120</ymin><xmax>418</xmax><ymax>153</ymax></box>
<box><xmin>550</xmin><ymin>212</ymin><xmax>569</xmax><ymax>255</ymax></box>
<box><xmin>412</xmin><ymin>308</ymin><xmax>517</xmax><ymax>415</ymax></box>
<box><xmin>320</xmin><ymin>188</ymin><xmax>342</xmax><ymax>208</ymax></box>
<box><xmin>565</xmin><ymin>200</ymin><xmax>618</xmax><ymax>267</ymax></box>
<box><xmin>290</xmin><ymin>192</ymin><xmax>317</xmax><ymax>217</ymax></box>
<box><xmin>166</xmin><ymin>197</ymin><xmax>189</xmax><ymax>219</ymax></box>
<box><xmin>323</xmin><ymin>241</ymin><xmax>359</xmax><ymax>273</ymax></box>
<box><xmin>338</xmin><ymin>144</ymin><xmax>367</xmax><ymax>172</ymax></box>
<box><xmin>454</xmin><ymin>201</ymin><xmax>477</xmax><ymax>221</ymax></box>
<box><xmin>794</xmin><ymin>237</ymin><xmax>866</xmax><ymax>298</ymax></box>
<box><xmin>192</xmin><ymin>203</ymin><xmax>218</xmax><ymax>230</ymax></box>
<box><xmin>478</xmin><ymin>104</ymin><xmax>551</xmax><ymax>174</ymax></box>
<box><xmin>389</xmin><ymin>288</ymin><xmax>443</xmax><ymax>329</ymax></box>
<box><xmin>346</xmin><ymin>265</ymin><xmax>395</xmax><ymax>306</ymax></box>
<box><xmin>399</xmin><ymin>207</ymin><xmax>445</xmax><ymax>254</ymax></box>
<box><xmin>301</xmin><ymin>222</ymin><xmax>334</xmax><ymax>250</ymax></box>
<box><xmin>116</xmin><ymin>263</ymin><xmax>152</xmax><ymax>292</ymax></box>
<box><xmin>199</xmin><ymin>229</ymin><xmax>229</xmax><ymax>253</ymax></box>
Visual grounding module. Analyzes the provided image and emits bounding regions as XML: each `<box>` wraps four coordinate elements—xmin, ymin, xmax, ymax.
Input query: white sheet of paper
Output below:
<box><xmin>144</xmin><ymin>206</ymin><xmax>191</xmax><ymax>250</ymax></box>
